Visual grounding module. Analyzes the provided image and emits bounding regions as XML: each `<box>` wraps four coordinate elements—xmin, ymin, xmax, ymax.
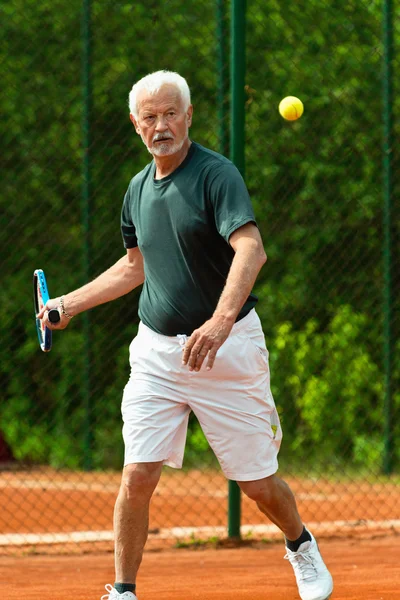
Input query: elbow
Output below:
<box><xmin>260</xmin><ymin>248</ymin><xmax>267</xmax><ymax>268</ymax></box>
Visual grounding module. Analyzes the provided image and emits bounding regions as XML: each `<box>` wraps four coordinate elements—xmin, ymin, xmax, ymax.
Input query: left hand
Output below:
<box><xmin>182</xmin><ymin>315</ymin><xmax>235</xmax><ymax>372</ymax></box>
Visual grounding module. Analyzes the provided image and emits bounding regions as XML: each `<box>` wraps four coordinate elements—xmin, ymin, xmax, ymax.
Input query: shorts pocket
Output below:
<box><xmin>240</xmin><ymin>332</ymin><xmax>269</xmax><ymax>370</ymax></box>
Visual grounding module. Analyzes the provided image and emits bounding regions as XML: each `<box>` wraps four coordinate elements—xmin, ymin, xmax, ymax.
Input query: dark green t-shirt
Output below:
<box><xmin>121</xmin><ymin>141</ymin><xmax>258</xmax><ymax>335</ymax></box>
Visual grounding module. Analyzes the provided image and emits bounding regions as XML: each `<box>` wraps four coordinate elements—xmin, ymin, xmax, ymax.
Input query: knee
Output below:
<box><xmin>238</xmin><ymin>476</ymin><xmax>275</xmax><ymax>505</ymax></box>
<box><xmin>121</xmin><ymin>462</ymin><xmax>162</xmax><ymax>501</ymax></box>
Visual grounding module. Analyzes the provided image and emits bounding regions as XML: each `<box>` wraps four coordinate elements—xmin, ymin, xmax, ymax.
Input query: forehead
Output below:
<box><xmin>137</xmin><ymin>84</ymin><xmax>184</xmax><ymax>114</ymax></box>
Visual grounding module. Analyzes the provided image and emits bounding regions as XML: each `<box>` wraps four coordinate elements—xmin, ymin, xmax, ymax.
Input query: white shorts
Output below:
<box><xmin>121</xmin><ymin>309</ymin><xmax>282</xmax><ymax>481</ymax></box>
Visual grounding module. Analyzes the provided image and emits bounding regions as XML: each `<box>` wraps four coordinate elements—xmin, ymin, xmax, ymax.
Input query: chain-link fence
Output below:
<box><xmin>1</xmin><ymin>0</ymin><xmax>399</xmax><ymax>554</ymax></box>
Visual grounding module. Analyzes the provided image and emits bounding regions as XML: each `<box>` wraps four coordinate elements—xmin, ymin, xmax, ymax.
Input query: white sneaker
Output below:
<box><xmin>284</xmin><ymin>533</ymin><xmax>333</xmax><ymax>600</ymax></box>
<box><xmin>101</xmin><ymin>584</ymin><xmax>138</xmax><ymax>600</ymax></box>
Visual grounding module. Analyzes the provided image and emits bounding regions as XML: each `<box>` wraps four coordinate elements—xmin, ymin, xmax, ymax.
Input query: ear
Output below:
<box><xmin>130</xmin><ymin>113</ymin><xmax>141</xmax><ymax>135</ymax></box>
<box><xmin>186</xmin><ymin>105</ymin><xmax>193</xmax><ymax>127</ymax></box>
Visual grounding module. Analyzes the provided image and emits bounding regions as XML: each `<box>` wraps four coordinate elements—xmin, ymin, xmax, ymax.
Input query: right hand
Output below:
<box><xmin>37</xmin><ymin>297</ymin><xmax>71</xmax><ymax>330</ymax></box>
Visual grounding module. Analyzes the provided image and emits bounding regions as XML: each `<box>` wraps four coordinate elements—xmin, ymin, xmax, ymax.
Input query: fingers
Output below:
<box><xmin>181</xmin><ymin>334</ymin><xmax>197</xmax><ymax>368</ymax></box>
<box><xmin>42</xmin><ymin>311</ymin><xmax>61</xmax><ymax>330</ymax></box>
<box><xmin>38</xmin><ymin>302</ymin><xmax>53</xmax><ymax>329</ymax></box>
<box><xmin>36</xmin><ymin>299</ymin><xmax>56</xmax><ymax>321</ymax></box>
<box><xmin>44</xmin><ymin>313</ymin><xmax>69</xmax><ymax>330</ymax></box>
<box><xmin>38</xmin><ymin>300</ymin><xmax>69</xmax><ymax>330</ymax></box>
<box><xmin>190</xmin><ymin>343</ymin><xmax>212</xmax><ymax>372</ymax></box>
<box><xmin>205</xmin><ymin>347</ymin><xmax>218</xmax><ymax>371</ymax></box>
<box><xmin>41</xmin><ymin>309</ymin><xmax>56</xmax><ymax>330</ymax></box>
<box><xmin>181</xmin><ymin>318</ymin><xmax>233</xmax><ymax>372</ymax></box>
<box><xmin>36</xmin><ymin>305</ymin><xmax>46</xmax><ymax>319</ymax></box>
<box><xmin>182</xmin><ymin>331</ymin><xmax>218</xmax><ymax>372</ymax></box>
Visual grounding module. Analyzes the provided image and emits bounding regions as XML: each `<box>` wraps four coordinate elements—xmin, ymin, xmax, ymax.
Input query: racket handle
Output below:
<box><xmin>48</xmin><ymin>308</ymin><xmax>61</xmax><ymax>324</ymax></box>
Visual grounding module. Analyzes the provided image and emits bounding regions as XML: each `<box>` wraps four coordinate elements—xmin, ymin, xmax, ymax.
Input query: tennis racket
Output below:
<box><xmin>33</xmin><ymin>269</ymin><xmax>60</xmax><ymax>352</ymax></box>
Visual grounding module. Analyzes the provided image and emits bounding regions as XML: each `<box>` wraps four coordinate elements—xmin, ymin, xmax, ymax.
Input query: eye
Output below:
<box><xmin>144</xmin><ymin>115</ymin><xmax>155</xmax><ymax>122</ymax></box>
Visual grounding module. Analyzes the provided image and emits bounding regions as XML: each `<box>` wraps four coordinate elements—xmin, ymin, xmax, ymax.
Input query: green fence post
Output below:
<box><xmin>382</xmin><ymin>0</ymin><xmax>394</xmax><ymax>475</ymax></box>
<box><xmin>82</xmin><ymin>0</ymin><xmax>93</xmax><ymax>471</ymax></box>
<box><xmin>228</xmin><ymin>0</ymin><xmax>246</xmax><ymax>539</ymax></box>
<box><xmin>217</xmin><ymin>0</ymin><xmax>229</xmax><ymax>157</ymax></box>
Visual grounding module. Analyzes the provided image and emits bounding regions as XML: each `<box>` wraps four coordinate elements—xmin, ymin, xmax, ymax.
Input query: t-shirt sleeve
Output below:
<box><xmin>121</xmin><ymin>183</ymin><xmax>138</xmax><ymax>249</ymax></box>
<box><xmin>208</xmin><ymin>163</ymin><xmax>257</xmax><ymax>242</ymax></box>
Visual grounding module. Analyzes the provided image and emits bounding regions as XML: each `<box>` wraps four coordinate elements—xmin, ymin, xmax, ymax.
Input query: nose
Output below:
<box><xmin>155</xmin><ymin>115</ymin><xmax>168</xmax><ymax>131</ymax></box>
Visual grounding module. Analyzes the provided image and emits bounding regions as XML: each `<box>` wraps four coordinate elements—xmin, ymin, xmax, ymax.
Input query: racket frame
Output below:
<box><xmin>33</xmin><ymin>269</ymin><xmax>53</xmax><ymax>352</ymax></box>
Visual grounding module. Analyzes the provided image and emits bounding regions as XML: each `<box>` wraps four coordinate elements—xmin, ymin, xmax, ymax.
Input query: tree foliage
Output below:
<box><xmin>1</xmin><ymin>0</ymin><xmax>399</xmax><ymax>471</ymax></box>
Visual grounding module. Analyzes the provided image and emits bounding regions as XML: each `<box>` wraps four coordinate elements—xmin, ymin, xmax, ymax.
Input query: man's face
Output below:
<box><xmin>131</xmin><ymin>85</ymin><xmax>193</xmax><ymax>157</ymax></box>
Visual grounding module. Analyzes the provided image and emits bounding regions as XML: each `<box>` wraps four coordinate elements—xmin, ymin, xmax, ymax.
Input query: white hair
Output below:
<box><xmin>128</xmin><ymin>70</ymin><xmax>191</xmax><ymax>118</ymax></box>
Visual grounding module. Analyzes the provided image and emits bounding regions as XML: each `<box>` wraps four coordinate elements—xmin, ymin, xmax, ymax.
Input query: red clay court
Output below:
<box><xmin>1</xmin><ymin>467</ymin><xmax>400</xmax><ymax>598</ymax></box>
<box><xmin>2</xmin><ymin>537</ymin><xmax>400</xmax><ymax>599</ymax></box>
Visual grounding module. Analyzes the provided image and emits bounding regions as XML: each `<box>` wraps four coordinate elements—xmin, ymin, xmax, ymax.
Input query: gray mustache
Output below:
<box><xmin>152</xmin><ymin>133</ymin><xmax>174</xmax><ymax>142</ymax></box>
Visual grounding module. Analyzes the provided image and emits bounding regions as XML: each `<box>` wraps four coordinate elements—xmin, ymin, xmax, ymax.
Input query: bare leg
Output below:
<box><xmin>239</xmin><ymin>474</ymin><xmax>303</xmax><ymax>540</ymax></box>
<box><xmin>240</xmin><ymin>475</ymin><xmax>334</xmax><ymax>599</ymax></box>
<box><xmin>114</xmin><ymin>462</ymin><xmax>163</xmax><ymax>583</ymax></box>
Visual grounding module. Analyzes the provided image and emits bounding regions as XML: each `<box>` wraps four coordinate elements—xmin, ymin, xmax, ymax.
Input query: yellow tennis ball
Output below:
<box><xmin>279</xmin><ymin>96</ymin><xmax>304</xmax><ymax>121</ymax></box>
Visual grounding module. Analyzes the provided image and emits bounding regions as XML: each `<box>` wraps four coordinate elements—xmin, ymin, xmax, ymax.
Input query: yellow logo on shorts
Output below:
<box><xmin>271</xmin><ymin>424</ymin><xmax>278</xmax><ymax>439</ymax></box>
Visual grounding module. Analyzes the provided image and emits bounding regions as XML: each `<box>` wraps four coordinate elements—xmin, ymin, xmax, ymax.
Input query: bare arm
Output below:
<box><xmin>39</xmin><ymin>246</ymin><xmax>145</xmax><ymax>329</ymax></box>
<box><xmin>182</xmin><ymin>222</ymin><xmax>266</xmax><ymax>371</ymax></box>
<box><xmin>213</xmin><ymin>222</ymin><xmax>267</xmax><ymax>324</ymax></box>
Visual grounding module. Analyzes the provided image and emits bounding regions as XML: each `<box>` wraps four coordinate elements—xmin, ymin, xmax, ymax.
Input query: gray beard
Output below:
<box><xmin>147</xmin><ymin>137</ymin><xmax>186</xmax><ymax>157</ymax></box>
